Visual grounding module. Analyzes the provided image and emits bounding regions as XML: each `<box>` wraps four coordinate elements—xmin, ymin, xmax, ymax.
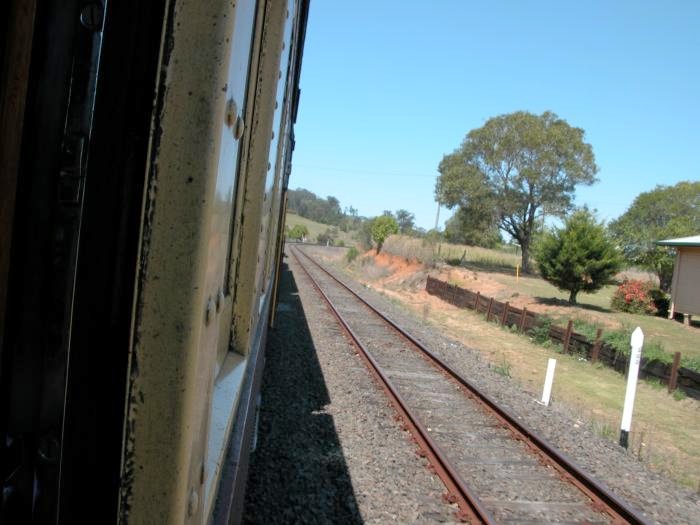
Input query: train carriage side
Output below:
<box><xmin>0</xmin><ymin>0</ymin><xmax>309</xmax><ymax>523</ymax></box>
<box><xmin>121</xmin><ymin>1</ymin><xmax>310</xmax><ymax>522</ymax></box>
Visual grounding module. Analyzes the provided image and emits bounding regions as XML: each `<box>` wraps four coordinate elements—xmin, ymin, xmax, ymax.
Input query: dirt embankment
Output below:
<box><xmin>348</xmin><ymin>250</ymin><xmax>530</xmax><ymax>310</ymax></box>
<box><xmin>344</xmin><ymin>250</ymin><xmax>623</xmax><ymax>328</ymax></box>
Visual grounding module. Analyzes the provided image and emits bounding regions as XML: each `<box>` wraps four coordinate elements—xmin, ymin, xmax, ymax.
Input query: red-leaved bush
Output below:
<box><xmin>610</xmin><ymin>279</ymin><xmax>657</xmax><ymax>315</ymax></box>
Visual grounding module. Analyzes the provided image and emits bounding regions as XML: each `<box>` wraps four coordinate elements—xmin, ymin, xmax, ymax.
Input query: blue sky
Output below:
<box><xmin>290</xmin><ymin>1</ymin><xmax>699</xmax><ymax>230</ymax></box>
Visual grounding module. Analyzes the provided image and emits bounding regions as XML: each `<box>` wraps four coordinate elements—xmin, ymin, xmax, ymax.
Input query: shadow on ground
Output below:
<box><xmin>533</xmin><ymin>296</ymin><xmax>613</xmax><ymax>313</ymax></box>
<box><xmin>242</xmin><ymin>262</ymin><xmax>363</xmax><ymax>524</ymax></box>
<box><xmin>449</xmin><ymin>260</ymin><xmax>521</xmax><ymax>277</ymax></box>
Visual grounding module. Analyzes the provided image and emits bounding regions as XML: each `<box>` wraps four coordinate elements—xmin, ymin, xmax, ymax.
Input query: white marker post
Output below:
<box><xmin>540</xmin><ymin>358</ymin><xmax>557</xmax><ymax>406</ymax></box>
<box><xmin>620</xmin><ymin>327</ymin><xmax>644</xmax><ymax>449</ymax></box>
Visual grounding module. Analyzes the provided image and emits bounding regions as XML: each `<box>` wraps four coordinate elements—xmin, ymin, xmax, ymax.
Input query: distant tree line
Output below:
<box><xmin>287</xmin><ymin>188</ymin><xmax>344</xmax><ymax>226</ymax></box>
<box><xmin>287</xmin><ymin>187</ymin><xmax>428</xmax><ymax>249</ymax></box>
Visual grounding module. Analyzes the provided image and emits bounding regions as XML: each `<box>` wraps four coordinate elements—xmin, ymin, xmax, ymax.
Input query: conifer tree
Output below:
<box><xmin>535</xmin><ymin>209</ymin><xmax>622</xmax><ymax>304</ymax></box>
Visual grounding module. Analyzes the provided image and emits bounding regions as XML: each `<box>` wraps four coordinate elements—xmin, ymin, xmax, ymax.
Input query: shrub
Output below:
<box><xmin>682</xmin><ymin>355</ymin><xmax>700</xmax><ymax>372</ymax></box>
<box><xmin>602</xmin><ymin>326</ymin><xmax>671</xmax><ymax>365</ymax></box>
<box><xmin>317</xmin><ymin>227</ymin><xmax>339</xmax><ymax>245</ymax></box>
<box><xmin>601</xmin><ymin>329</ymin><xmax>631</xmax><ymax>357</ymax></box>
<box><xmin>572</xmin><ymin>319</ymin><xmax>603</xmax><ymax>341</ymax></box>
<box><xmin>610</xmin><ymin>279</ymin><xmax>657</xmax><ymax>315</ymax></box>
<box><xmin>287</xmin><ymin>224</ymin><xmax>309</xmax><ymax>241</ymax></box>
<box><xmin>529</xmin><ymin>317</ymin><xmax>553</xmax><ymax>345</ymax></box>
<box><xmin>534</xmin><ymin>209</ymin><xmax>622</xmax><ymax>304</ymax></box>
<box><xmin>648</xmin><ymin>288</ymin><xmax>670</xmax><ymax>317</ymax></box>
<box><xmin>493</xmin><ymin>355</ymin><xmax>512</xmax><ymax>378</ymax></box>
<box><xmin>345</xmin><ymin>246</ymin><xmax>359</xmax><ymax>263</ymax></box>
<box><xmin>673</xmin><ymin>389</ymin><xmax>687</xmax><ymax>401</ymax></box>
<box><xmin>370</xmin><ymin>215</ymin><xmax>399</xmax><ymax>254</ymax></box>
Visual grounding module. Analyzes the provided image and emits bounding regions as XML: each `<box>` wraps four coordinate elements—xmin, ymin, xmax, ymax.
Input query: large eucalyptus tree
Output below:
<box><xmin>436</xmin><ymin>111</ymin><xmax>598</xmax><ymax>272</ymax></box>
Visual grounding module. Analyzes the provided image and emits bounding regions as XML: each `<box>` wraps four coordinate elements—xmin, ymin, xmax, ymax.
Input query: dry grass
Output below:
<box><xmin>382</xmin><ymin>235</ymin><xmax>521</xmax><ymax>270</ymax></box>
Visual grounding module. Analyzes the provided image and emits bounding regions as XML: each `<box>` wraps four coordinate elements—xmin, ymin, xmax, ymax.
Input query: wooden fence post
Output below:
<box><xmin>591</xmin><ymin>328</ymin><xmax>603</xmax><ymax>363</ymax></box>
<box><xmin>563</xmin><ymin>319</ymin><xmax>573</xmax><ymax>354</ymax></box>
<box><xmin>486</xmin><ymin>297</ymin><xmax>494</xmax><ymax>322</ymax></box>
<box><xmin>668</xmin><ymin>351</ymin><xmax>682</xmax><ymax>393</ymax></box>
<box><xmin>519</xmin><ymin>307</ymin><xmax>528</xmax><ymax>332</ymax></box>
<box><xmin>501</xmin><ymin>302</ymin><xmax>509</xmax><ymax>326</ymax></box>
<box><xmin>473</xmin><ymin>291</ymin><xmax>480</xmax><ymax>312</ymax></box>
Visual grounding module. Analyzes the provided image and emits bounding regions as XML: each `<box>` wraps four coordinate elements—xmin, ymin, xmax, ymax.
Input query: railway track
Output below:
<box><xmin>289</xmin><ymin>245</ymin><xmax>651</xmax><ymax>525</ymax></box>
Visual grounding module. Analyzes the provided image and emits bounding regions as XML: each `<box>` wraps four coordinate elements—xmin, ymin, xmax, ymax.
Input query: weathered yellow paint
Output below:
<box><xmin>120</xmin><ymin>0</ymin><xmax>257</xmax><ymax>522</ymax></box>
<box><xmin>120</xmin><ymin>0</ymin><xmax>304</xmax><ymax>522</ymax></box>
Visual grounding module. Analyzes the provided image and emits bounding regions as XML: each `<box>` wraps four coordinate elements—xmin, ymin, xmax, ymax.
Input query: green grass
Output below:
<box><xmin>485</xmin><ymin>271</ymin><xmax>700</xmax><ymax>364</ymax></box>
<box><xmin>489</xmin><ymin>271</ymin><xmax>616</xmax><ymax>309</ymax></box>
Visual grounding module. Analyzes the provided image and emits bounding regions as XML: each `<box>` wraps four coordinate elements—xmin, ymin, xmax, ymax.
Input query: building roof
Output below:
<box><xmin>656</xmin><ymin>235</ymin><xmax>700</xmax><ymax>247</ymax></box>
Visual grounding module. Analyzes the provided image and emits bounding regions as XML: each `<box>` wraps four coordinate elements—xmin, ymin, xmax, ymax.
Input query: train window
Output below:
<box><xmin>210</xmin><ymin>0</ymin><xmax>258</xmax><ymax>300</ymax></box>
<box><xmin>202</xmin><ymin>0</ymin><xmax>261</xmax><ymax>517</ymax></box>
<box><xmin>208</xmin><ymin>0</ymin><xmax>259</xmax><ymax>377</ymax></box>
<box><xmin>256</xmin><ymin>3</ymin><xmax>295</xmax><ymax>300</ymax></box>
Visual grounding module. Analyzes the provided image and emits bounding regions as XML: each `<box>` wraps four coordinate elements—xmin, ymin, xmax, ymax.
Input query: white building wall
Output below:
<box><xmin>672</xmin><ymin>246</ymin><xmax>700</xmax><ymax>316</ymax></box>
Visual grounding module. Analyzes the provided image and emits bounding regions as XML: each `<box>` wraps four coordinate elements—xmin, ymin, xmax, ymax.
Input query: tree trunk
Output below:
<box><xmin>520</xmin><ymin>242</ymin><xmax>531</xmax><ymax>273</ymax></box>
<box><xmin>376</xmin><ymin>242</ymin><xmax>383</xmax><ymax>255</ymax></box>
<box><xmin>568</xmin><ymin>289</ymin><xmax>578</xmax><ymax>305</ymax></box>
<box><xmin>658</xmin><ymin>271</ymin><xmax>672</xmax><ymax>293</ymax></box>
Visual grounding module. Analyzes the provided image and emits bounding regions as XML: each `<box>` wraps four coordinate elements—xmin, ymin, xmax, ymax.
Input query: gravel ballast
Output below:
<box><xmin>243</xmin><ymin>257</ymin><xmax>459</xmax><ymax>523</ymax></box>
<box><xmin>244</xmin><ymin>247</ymin><xmax>700</xmax><ymax>524</ymax></box>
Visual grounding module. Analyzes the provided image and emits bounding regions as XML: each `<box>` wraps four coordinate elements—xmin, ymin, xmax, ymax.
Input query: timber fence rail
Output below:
<box><xmin>426</xmin><ymin>276</ymin><xmax>700</xmax><ymax>399</ymax></box>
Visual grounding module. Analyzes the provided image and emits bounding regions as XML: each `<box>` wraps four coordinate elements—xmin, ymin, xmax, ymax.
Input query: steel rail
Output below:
<box><xmin>293</xmin><ymin>246</ymin><xmax>652</xmax><ymax>525</ymax></box>
<box><xmin>290</xmin><ymin>246</ymin><xmax>495</xmax><ymax>524</ymax></box>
